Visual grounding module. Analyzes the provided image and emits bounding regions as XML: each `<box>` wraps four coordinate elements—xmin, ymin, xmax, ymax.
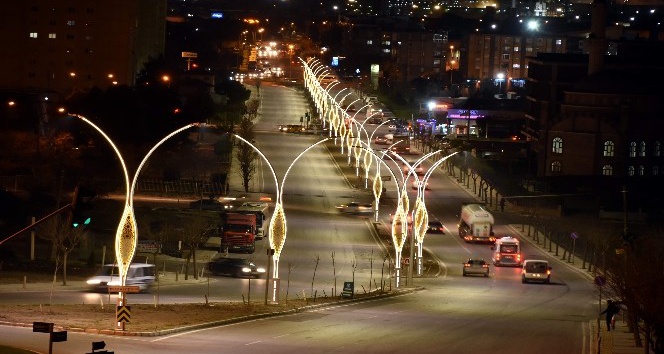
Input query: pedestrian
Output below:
<box><xmin>500</xmin><ymin>198</ymin><xmax>506</xmax><ymax>212</ymax></box>
<box><xmin>600</xmin><ymin>300</ymin><xmax>621</xmax><ymax>331</ymax></box>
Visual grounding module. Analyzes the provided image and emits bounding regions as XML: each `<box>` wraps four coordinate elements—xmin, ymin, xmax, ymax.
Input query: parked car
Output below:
<box><xmin>521</xmin><ymin>260</ymin><xmax>552</xmax><ymax>284</ymax></box>
<box><xmin>336</xmin><ymin>202</ymin><xmax>373</xmax><ymax>214</ymax></box>
<box><xmin>462</xmin><ymin>258</ymin><xmax>490</xmax><ymax>277</ymax></box>
<box><xmin>86</xmin><ymin>263</ymin><xmax>156</xmax><ymax>292</ymax></box>
<box><xmin>427</xmin><ymin>220</ymin><xmax>445</xmax><ymax>234</ymax></box>
<box><xmin>207</xmin><ymin>258</ymin><xmax>266</xmax><ymax>278</ymax></box>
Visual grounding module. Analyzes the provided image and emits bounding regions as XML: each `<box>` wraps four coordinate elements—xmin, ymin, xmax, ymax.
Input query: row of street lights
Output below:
<box><xmin>301</xmin><ymin>57</ymin><xmax>457</xmax><ymax>287</ymax></box>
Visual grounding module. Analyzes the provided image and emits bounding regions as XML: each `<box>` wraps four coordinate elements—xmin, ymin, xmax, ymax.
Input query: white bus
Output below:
<box><xmin>491</xmin><ymin>236</ymin><xmax>522</xmax><ymax>266</ymax></box>
<box><xmin>235</xmin><ymin>202</ymin><xmax>270</xmax><ymax>240</ymax></box>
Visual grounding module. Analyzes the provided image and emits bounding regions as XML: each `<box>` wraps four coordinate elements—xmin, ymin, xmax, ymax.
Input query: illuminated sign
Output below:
<box><xmin>211</xmin><ymin>12</ymin><xmax>223</xmax><ymax>19</ymax></box>
<box><xmin>447</xmin><ymin>109</ymin><xmax>486</xmax><ymax>119</ymax></box>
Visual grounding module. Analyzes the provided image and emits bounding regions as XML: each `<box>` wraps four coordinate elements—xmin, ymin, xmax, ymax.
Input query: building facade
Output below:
<box><xmin>0</xmin><ymin>0</ymin><xmax>166</xmax><ymax>97</ymax></box>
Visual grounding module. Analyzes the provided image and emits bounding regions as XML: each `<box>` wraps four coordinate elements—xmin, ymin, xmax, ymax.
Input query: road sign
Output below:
<box><xmin>116</xmin><ymin>306</ymin><xmax>131</xmax><ymax>323</ymax></box>
<box><xmin>108</xmin><ymin>285</ymin><xmax>140</xmax><ymax>293</ymax></box>
<box><xmin>341</xmin><ymin>281</ymin><xmax>354</xmax><ymax>298</ymax></box>
<box><xmin>570</xmin><ymin>231</ymin><xmax>579</xmax><ymax>239</ymax></box>
<box><xmin>51</xmin><ymin>331</ymin><xmax>68</xmax><ymax>342</ymax></box>
<box><xmin>381</xmin><ymin>175</ymin><xmax>391</xmax><ymax>181</ymax></box>
<box><xmin>33</xmin><ymin>321</ymin><xmax>53</xmax><ymax>333</ymax></box>
<box><xmin>403</xmin><ymin>257</ymin><xmax>410</xmax><ymax>265</ymax></box>
<box><xmin>181</xmin><ymin>51</ymin><xmax>198</xmax><ymax>58</ymax></box>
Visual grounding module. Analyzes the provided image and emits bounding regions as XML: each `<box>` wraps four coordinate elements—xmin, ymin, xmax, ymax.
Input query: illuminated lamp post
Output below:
<box><xmin>69</xmin><ymin>113</ymin><xmax>196</xmax><ymax>330</ymax></box>
<box><xmin>234</xmin><ymin>135</ymin><xmax>329</xmax><ymax>304</ymax></box>
<box><xmin>412</xmin><ymin>152</ymin><xmax>459</xmax><ymax>276</ymax></box>
<box><xmin>320</xmin><ymin>82</ymin><xmax>340</xmax><ymax>129</ymax></box>
<box><xmin>341</xmin><ymin>98</ymin><xmax>362</xmax><ymax>159</ymax></box>
<box><xmin>496</xmin><ymin>72</ymin><xmax>505</xmax><ymax>94</ymax></box>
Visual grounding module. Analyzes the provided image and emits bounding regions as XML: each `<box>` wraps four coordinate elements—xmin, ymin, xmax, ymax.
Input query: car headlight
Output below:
<box><xmin>108</xmin><ymin>280</ymin><xmax>122</xmax><ymax>286</ymax></box>
<box><xmin>241</xmin><ymin>267</ymin><xmax>252</xmax><ymax>273</ymax></box>
<box><xmin>256</xmin><ymin>267</ymin><xmax>266</xmax><ymax>273</ymax></box>
<box><xmin>87</xmin><ymin>279</ymin><xmax>101</xmax><ymax>285</ymax></box>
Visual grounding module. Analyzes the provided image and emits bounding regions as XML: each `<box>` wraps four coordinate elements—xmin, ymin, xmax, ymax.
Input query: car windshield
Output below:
<box><xmin>468</xmin><ymin>260</ymin><xmax>484</xmax><ymax>265</ymax></box>
<box><xmin>525</xmin><ymin>262</ymin><xmax>548</xmax><ymax>272</ymax></box>
<box><xmin>500</xmin><ymin>245</ymin><xmax>518</xmax><ymax>253</ymax></box>
<box><xmin>226</xmin><ymin>225</ymin><xmax>252</xmax><ymax>233</ymax></box>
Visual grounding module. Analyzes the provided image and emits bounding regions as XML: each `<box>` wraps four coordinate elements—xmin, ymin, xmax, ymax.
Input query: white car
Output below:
<box><xmin>336</xmin><ymin>202</ymin><xmax>373</xmax><ymax>214</ymax></box>
<box><xmin>402</xmin><ymin>161</ymin><xmax>424</xmax><ymax>175</ymax></box>
<box><xmin>521</xmin><ymin>260</ymin><xmax>552</xmax><ymax>284</ymax></box>
<box><xmin>411</xmin><ymin>180</ymin><xmax>430</xmax><ymax>190</ymax></box>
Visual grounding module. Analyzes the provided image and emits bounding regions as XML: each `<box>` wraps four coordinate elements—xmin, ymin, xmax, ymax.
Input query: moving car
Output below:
<box><xmin>374</xmin><ymin>136</ymin><xmax>388</xmax><ymax>145</ymax></box>
<box><xmin>427</xmin><ymin>220</ymin><xmax>445</xmax><ymax>233</ymax></box>
<box><xmin>336</xmin><ymin>202</ymin><xmax>373</xmax><ymax>214</ymax></box>
<box><xmin>402</xmin><ymin>161</ymin><xmax>424</xmax><ymax>175</ymax></box>
<box><xmin>411</xmin><ymin>180</ymin><xmax>430</xmax><ymax>190</ymax></box>
<box><xmin>190</xmin><ymin>198</ymin><xmax>232</xmax><ymax>211</ymax></box>
<box><xmin>462</xmin><ymin>258</ymin><xmax>490</xmax><ymax>277</ymax></box>
<box><xmin>208</xmin><ymin>258</ymin><xmax>266</xmax><ymax>278</ymax></box>
<box><xmin>86</xmin><ymin>263</ymin><xmax>156</xmax><ymax>292</ymax></box>
<box><xmin>521</xmin><ymin>260</ymin><xmax>552</xmax><ymax>284</ymax></box>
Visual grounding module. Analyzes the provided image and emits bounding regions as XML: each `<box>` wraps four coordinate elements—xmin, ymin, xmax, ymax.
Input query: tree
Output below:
<box><xmin>180</xmin><ymin>213</ymin><xmax>217</xmax><ymax>280</ymax></box>
<box><xmin>235</xmin><ymin>113</ymin><xmax>258</xmax><ymax>193</ymax></box>
<box><xmin>37</xmin><ymin>213</ymin><xmax>87</xmax><ymax>305</ymax></box>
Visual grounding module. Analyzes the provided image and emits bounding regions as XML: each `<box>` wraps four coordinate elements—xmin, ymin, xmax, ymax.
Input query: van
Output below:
<box><xmin>521</xmin><ymin>260</ymin><xmax>552</xmax><ymax>284</ymax></box>
<box><xmin>86</xmin><ymin>263</ymin><xmax>157</xmax><ymax>292</ymax></box>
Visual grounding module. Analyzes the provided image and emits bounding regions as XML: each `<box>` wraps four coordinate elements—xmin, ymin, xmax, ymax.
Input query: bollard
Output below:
<box><xmin>23</xmin><ymin>275</ymin><xmax>27</xmax><ymax>289</ymax></box>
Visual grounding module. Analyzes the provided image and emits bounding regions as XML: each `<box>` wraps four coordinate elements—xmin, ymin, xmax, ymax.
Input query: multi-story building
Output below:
<box><xmin>0</xmin><ymin>0</ymin><xmax>166</xmax><ymax>98</ymax></box>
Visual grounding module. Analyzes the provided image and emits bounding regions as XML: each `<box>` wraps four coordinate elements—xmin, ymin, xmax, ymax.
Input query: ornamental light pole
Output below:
<box><xmin>69</xmin><ymin>113</ymin><xmax>196</xmax><ymax>330</ymax></box>
<box><xmin>234</xmin><ymin>135</ymin><xmax>330</xmax><ymax>303</ymax></box>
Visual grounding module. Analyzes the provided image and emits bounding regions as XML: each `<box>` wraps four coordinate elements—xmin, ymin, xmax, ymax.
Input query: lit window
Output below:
<box><xmin>514</xmin><ymin>46</ymin><xmax>519</xmax><ymax>52</ymax></box>
<box><xmin>629</xmin><ymin>142</ymin><xmax>636</xmax><ymax>157</ymax></box>
<box><xmin>639</xmin><ymin>141</ymin><xmax>646</xmax><ymax>157</ymax></box>
<box><xmin>29</xmin><ymin>32</ymin><xmax>38</xmax><ymax>38</ymax></box>
<box><xmin>382</xmin><ymin>48</ymin><xmax>390</xmax><ymax>53</ymax></box>
<box><xmin>655</xmin><ymin>141</ymin><xmax>661</xmax><ymax>156</ymax></box>
<box><xmin>603</xmin><ymin>141</ymin><xmax>614</xmax><ymax>157</ymax></box>
<box><xmin>556</xmin><ymin>39</ymin><xmax>562</xmax><ymax>45</ymax></box>
<box><xmin>48</xmin><ymin>33</ymin><xmax>56</xmax><ymax>39</ymax></box>
<box><xmin>502</xmin><ymin>54</ymin><xmax>510</xmax><ymax>61</ymax></box>
<box><xmin>654</xmin><ymin>166</ymin><xmax>659</xmax><ymax>176</ymax></box>
<box><xmin>67</xmin><ymin>20</ymin><xmax>75</xmax><ymax>26</ymax></box>
<box><xmin>602</xmin><ymin>165</ymin><xmax>613</xmax><ymax>176</ymax></box>
<box><xmin>552</xmin><ymin>137</ymin><xmax>563</xmax><ymax>153</ymax></box>
<box><xmin>513</xmin><ymin>64</ymin><xmax>520</xmax><ymax>68</ymax></box>
<box><xmin>551</xmin><ymin>161</ymin><xmax>562</xmax><ymax>173</ymax></box>
<box><xmin>367</xmin><ymin>40</ymin><xmax>373</xmax><ymax>45</ymax></box>
<box><xmin>628</xmin><ymin>166</ymin><xmax>635</xmax><ymax>176</ymax></box>
<box><xmin>526</xmin><ymin>47</ymin><xmax>533</xmax><ymax>52</ymax></box>
<box><xmin>638</xmin><ymin>165</ymin><xmax>645</xmax><ymax>176</ymax></box>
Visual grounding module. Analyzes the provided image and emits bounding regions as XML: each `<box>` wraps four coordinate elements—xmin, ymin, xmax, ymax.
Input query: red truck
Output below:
<box><xmin>221</xmin><ymin>213</ymin><xmax>256</xmax><ymax>253</ymax></box>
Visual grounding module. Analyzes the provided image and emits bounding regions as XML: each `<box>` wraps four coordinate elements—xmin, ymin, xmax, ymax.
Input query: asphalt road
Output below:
<box><xmin>0</xmin><ymin>80</ymin><xmax>598</xmax><ymax>353</ymax></box>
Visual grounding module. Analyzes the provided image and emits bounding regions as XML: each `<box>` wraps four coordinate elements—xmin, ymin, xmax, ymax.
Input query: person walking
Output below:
<box><xmin>600</xmin><ymin>300</ymin><xmax>621</xmax><ymax>331</ymax></box>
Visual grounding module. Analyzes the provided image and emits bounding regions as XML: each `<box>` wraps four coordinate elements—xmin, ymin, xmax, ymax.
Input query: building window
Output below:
<box><xmin>639</xmin><ymin>141</ymin><xmax>646</xmax><ymax>157</ymax></box>
<box><xmin>603</xmin><ymin>140</ymin><xmax>615</xmax><ymax>157</ymax></box>
<box><xmin>67</xmin><ymin>20</ymin><xmax>75</xmax><ymax>26</ymax></box>
<box><xmin>29</xmin><ymin>32</ymin><xmax>38</xmax><ymax>38</ymax></box>
<box><xmin>629</xmin><ymin>141</ymin><xmax>636</xmax><ymax>157</ymax></box>
<box><xmin>366</xmin><ymin>40</ymin><xmax>373</xmax><ymax>45</ymax></box>
<box><xmin>602</xmin><ymin>165</ymin><xmax>613</xmax><ymax>176</ymax></box>
<box><xmin>654</xmin><ymin>166</ymin><xmax>659</xmax><ymax>176</ymax></box>
<box><xmin>638</xmin><ymin>165</ymin><xmax>645</xmax><ymax>176</ymax></box>
<box><xmin>628</xmin><ymin>166</ymin><xmax>635</xmax><ymax>176</ymax></box>
<box><xmin>551</xmin><ymin>161</ymin><xmax>562</xmax><ymax>173</ymax></box>
<box><xmin>382</xmin><ymin>48</ymin><xmax>390</xmax><ymax>54</ymax></box>
<box><xmin>502</xmin><ymin>54</ymin><xmax>510</xmax><ymax>61</ymax></box>
<box><xmin>556</xmin><ymin>39</ymin><xmax>562</xmax><ymax>45</ymax></box>
<box><xmin>552</xmin><ymin>137</ymin><xmax>563</xmax><ymax>153</ymax></box>
<box><xmin>48</xmin><ymin>33</ymin><xmax>56</xmax><ymax>39</ymax></box>
<box><xmin>514</xmin><ymin>46</ymin><xmax>519</xmax><ymax>52</ymax></box>
<box><xmin>526</xmin><ymin>47</ymin><xmax>533</xmax><ymax>52</ymax></box>
<box><xmin>513</xmin><ymin>64</ymin><xmax>520</xmax><ymax>68</ymax></box>
<box><xmin>655</xmin><ymin>141</ymin><xmax>661</xmax><ymax>156</ymax></box>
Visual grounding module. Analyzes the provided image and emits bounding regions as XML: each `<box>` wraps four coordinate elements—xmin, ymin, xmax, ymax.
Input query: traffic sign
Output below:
<box><xmin>108</xmin><ymin>285</ymin><xmax>140</xmax><ymax>293</ymax></box>
<box><xmin>181</xmin><ymin>51</ymin><xmax>198</xmax><ymax>58</ymax></box>
<box><xmin>51</xmin><ymin>331</ymin><xmax>68</xmax><ymax>342</ymax></box>
<box><xmin>570</xmin><ymin>232</ymin><xmax>579</xmax><ymax>239</ymax></box>
<box><xmin>403</xmin><ymin>257</ymin><xmax>410</xmax><ymax>265</ymax></box>
<box><xmin>381</xmin><ymin>175</ymin><xmax>391</xmax><ymax>181</ymax></box>
<box><xmin>33</xmin><ymin>321</ymin><xmax>53</xmax><ymax>333</ymax></box>
<box><xmin>116</xmin><ymin>306</ymin><xmax>131</xmax><ymax>323</ymax></box>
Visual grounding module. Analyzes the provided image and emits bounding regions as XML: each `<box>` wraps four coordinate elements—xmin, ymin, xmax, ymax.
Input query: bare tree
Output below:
<box><xmin>180</xmin><ymin>214</ymin><xmax>216</xmax><ymax>280</ymax></box>
<box><xmin>235</xmin><ymin>117</ymin><xmax>258</xmax><ymax>192</ymax></box>
<box><xmin>37</xmin><ymin>214</ymin><xmax>87</xmax><ymax>305</ymax></box>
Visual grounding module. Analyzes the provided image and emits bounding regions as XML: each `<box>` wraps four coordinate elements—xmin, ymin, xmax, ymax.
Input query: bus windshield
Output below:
<box><xmin>499</xmin><ymin>244</ymin><xmax>518</xmax><ymax>253</ymax></box>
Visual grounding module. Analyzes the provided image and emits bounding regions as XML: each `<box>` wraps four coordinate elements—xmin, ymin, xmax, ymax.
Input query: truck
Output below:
<box><xmin>491</xmin><ymin>236</ymin><xmax>522</xmax><ymax>266</ymax></box>
<box><xmin>235</xmin><ymin>202</ymin><xmax>270</xmax><ymax>240</ymax></box>
<box><xmin>458</xmin><ymin>203</ymin><xmax>495</xmax><ymax>243</ymax></box>
<box><xmin>221</xmin><ymin>212</ymin><xmax>256</xmax><ymax>253</ymax></box>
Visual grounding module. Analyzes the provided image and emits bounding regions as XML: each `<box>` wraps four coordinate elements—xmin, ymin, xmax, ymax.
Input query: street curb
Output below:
<box><xmin>0</xmin><ymin>288</ymin><xmax>423</xmax><ymax>337</ymax></box>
